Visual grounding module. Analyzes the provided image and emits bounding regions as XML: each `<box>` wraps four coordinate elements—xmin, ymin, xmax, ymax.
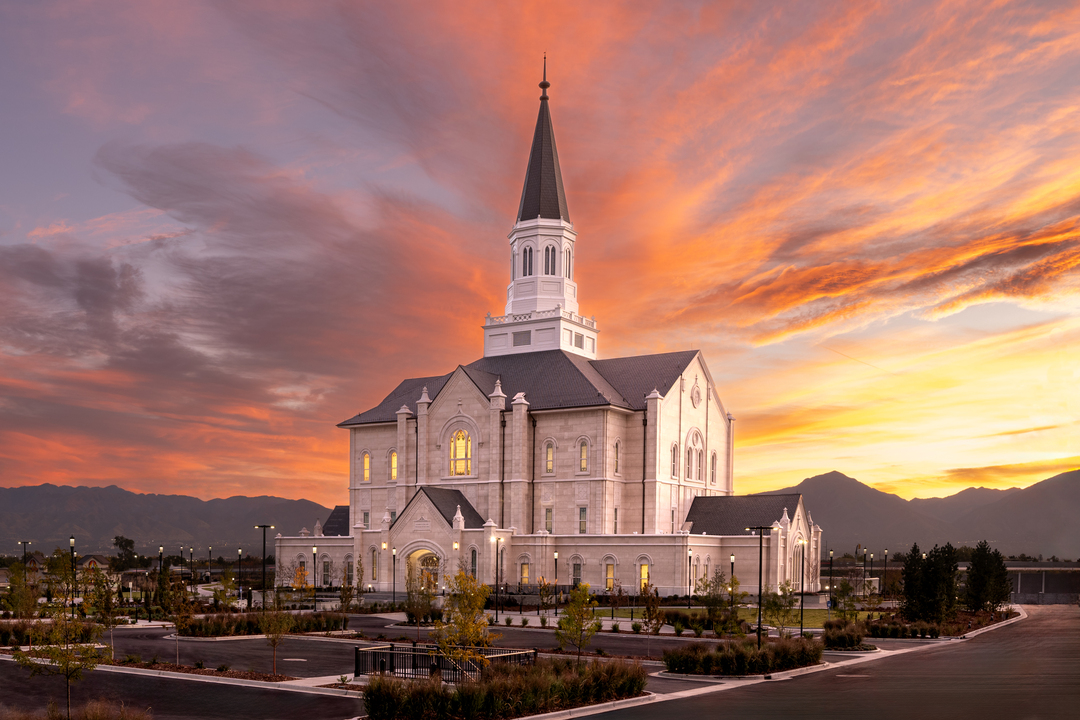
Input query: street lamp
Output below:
<box><xmin>18</xmin><ymin>540</ymin><xmax>31</xmax><ymax>566</ymax></box>
<box><xmin>687</xmin><ymin>548</ymin><xmax>693</xmax><ymax>609</ymax></box>
<box><xmin>189</xmin><ymin>547</ymin><xmax>194</xmax><ymax>595</ymax></box>
<box><xmin>553</xmin><ymin>551</ymin><xmax>559</xmax><ymax>617</ymax></box>
<box><xmin>862</xmin><ymin>547</ymin><xmax>868</xmax><ymax>595</ymax></box>
<box><xmin>828</xmin><ymin>549</ymin><xmax>834</xmax><ymax>618</ymax></box>
<box><xmin>883</xmin><ymin>548</ymin><xmax>889</xmax><ymax>599</ymax></box>
<box><xmin>491</xmin><ymin>536</ymin><xmax>503</xmax><ymax>622</ymax></box>
<box><xmin>208</xmin><ymin>546</ymin><xmax>213</xmax><ymax>586</ymax></box>
<box><xmin>254</xmin><ymin>525</ymin><xmax>275</xmax><ymax>610</ymax></box>
<box><xmin>312</xmin><ymin>546</ymin><xmax>318</xmax><ymax>612</ymax></box>
<box><xmin>70</xmin><ymin>536</ymin><xmax>76</xmax><ymax>619</ymax></box>
<box><xmin>797</xmin><ymin>538</ymin><xmax>807</xmax><ymax>636</ymax></box>
<box><xmin>392</xmin><ymin>547</ymin><xmax>398</xmax><ymax>607</ymax></box>
<box><xmin>730</xmin><ymin>553</ymin><xmax>736</xmax><ymax>624</ymax></box>
<box><xmin>238</xmin><ymin>548</ymin><xmax>243</xmax><ymax>607</ymax></box>
<box><xmin>869</xmin><ymin>553</ymin><xmax>875</xmax><ymax>597</ymax></box>
<box><xmin>746</xmin><ymin>526</ymin><xmax>770</xmax><ymax>649</ymax></box>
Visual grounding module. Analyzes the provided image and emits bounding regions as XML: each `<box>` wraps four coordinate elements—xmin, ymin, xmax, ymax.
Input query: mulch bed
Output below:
<box><xmin>317</xmin><ymin>683</ymin><xmax>366</xmax><ymax>691</ymax></box>
<box><xmin>104</xmin><ymin>659</ymin><xmax>295</xmax><ymax>682</ymax></box>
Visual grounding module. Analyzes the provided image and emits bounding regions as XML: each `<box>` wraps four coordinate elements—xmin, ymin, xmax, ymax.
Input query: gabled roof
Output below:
<box><xmin>322</xmin><ymin>505</ymin><xmax>350</xmax><ymax>537</ymax></box>
<box><xmin>339</xmin><ymin>349</ymin><xmax>701</xmax><ymax>427</ymax></box>
<box><xmin>685</xmin><ymin>494</ymin><xmax>803</xmax><ymax>536</ymax></box>
<box><xmin>398</xmin><ymin>487</ymin><xmax>486</xmax><ymax>530</ymax></box>
<box><xmin>517</xmin><ymin>67</ymin><xmax>569</xmax><ymax>222</ymax></box>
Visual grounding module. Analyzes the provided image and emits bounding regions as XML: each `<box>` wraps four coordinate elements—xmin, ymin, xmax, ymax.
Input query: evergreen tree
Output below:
<box><xmin>925</xmin><ymin>543</ymin><xmax>959</xmax><ymax>622</ymax></box>
<box><xmin>900</xmin><ymin>542</ymin><xmax>923</xmax><ymax>622</ymax></box>
<box><xmin>965</xmin><ymin>540</ymin><xmax>1012</xmax><ymax>613</ymax></box>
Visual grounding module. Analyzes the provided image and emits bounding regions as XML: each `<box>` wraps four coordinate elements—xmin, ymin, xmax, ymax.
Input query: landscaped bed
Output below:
<box><xmin>363</xmin><ymin>658</ymin><xmax>647</xmax><ymax>720</ymax></box>
<box><xmin>661</xmin><ymin>637</ymin><xmax>823</xmax><ymax>676</ymax></box>
<box><xmin>178</xmin><ymin>612</ymin><xmax>347</xmax><ymax>637</ymax></box>
<box><xmin>105</xmin><ymin>656</ymin><xmax>295</xmax><ymax>682</ymax></box>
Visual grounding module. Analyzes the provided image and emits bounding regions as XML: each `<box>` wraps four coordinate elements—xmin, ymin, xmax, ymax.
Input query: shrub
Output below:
<box><xmin>662</xmin><ymin>638</ymin><xmax>822</xmax><ymax>676</ymax></box>
<box><xmin>611</xmin><ymin>622</ymin><xmax>620</xmax><ymax>633</ymax></box>
<box><xmin>505</xmin><ymin>617</ymin><xmax>513</xmax><ymax>627</ymax></box>
<box><xmin>631</xmin><ymin>622</ymin><xmax>642</xmax><ymax>634</ymax></box>
<box><xmin>823</xmin><ymin>623</ymin><xmax>864</xmax><ymax>649</ymax></box>
<box><xmin>673</xmin><ymin>621</ymin><xmax>685</xmax><ymax>637</ymax></box>
<box><xmin>487</xmin><ymin>616</ymin><xmax>495</xmax><ymax>626</ymax></box>
<box><xmin>691</xmin><ymin>623</ymin><xmax>704</xmax><ymax>638</ymax></box>
<box><xmin>540</xmin><ymin>616</ymin><xmax>548</xmax><ymax>628</ymax></box>
<box><xmin>521</xmin><ymin>617</ymin><xmax>529</xmax><ymax>627</ymax></box>
<box><xmin>217</xmin><ymin>663</ymin><xmax>230</xmax><ymax>672</ymax></box>
<box><xmin>179</xmin><ymin>612</ymin><xmax>346</xmax><ymax>637</ymax></box>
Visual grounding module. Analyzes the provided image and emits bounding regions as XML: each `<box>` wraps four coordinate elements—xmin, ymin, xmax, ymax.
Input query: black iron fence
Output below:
<box><xmin>355</xmin><ymin>642</ymin><xmax>536</xmax><ymax>683</ymax></box>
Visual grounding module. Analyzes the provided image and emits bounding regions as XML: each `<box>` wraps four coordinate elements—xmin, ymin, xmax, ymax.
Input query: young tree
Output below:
<box><xmin>404</xmin><ymin>559</ymin><xmax>434</xmax><ymax>641</ymax></box>
<box><xmin>353</xmin><ymin>555</ymin><xmax>367</xmax><ymax>610</ymax></box>
<box><xmin>834</xmin><ymin>579</ymin><xmax>857</xmax><ymax>622</ymax></box>
<box><xmin>431</xmin><ymin>571</ymin><xmax>495</xmax><ymax>669</ymax></box>
<box><xmin>171</xmin><ymin>591</ymin><xmax>195</xmax><ymax>665</ymax></box>
<box><xmin>606</xmin><ymin>580</ymin><xmax>627</xmax><ymax>620</ymax></box>
<box><xmin>722</xmin><ymin>574</ymin><xmax>749</xmax><ymax>634</ymax></box>
<box><xmin>258</xmin><ymin>608</ymin><xmax>295</xmax><ymax>675</ymax></box>
<box><xmin>555</xmin><ymin>583</ymin><xmax>599</xmax><ymax>665</ymax></box>
<box><xmin>762</xmin><ymin>581</ymin><xmax>799</xmax><ymax>637</ymax></box>
<box><xmin>965</xmin><ymin>540</ymin><xmax>1012</xmax><ymax>614</ymax></box>
<box><xmin>694</xmin><ymin>567</ymin><xmax>728</xmax><ymax>630</ymax></box>
<box><xmin>6</xmin><ymin>562</ymin><xmax>40</xmax><ymax>619</ymax></box>
<box><xmin>538</xmin><ymin>577</ymin><xmax>555</xmax><ymax>616</ymax></box>
<box><xmin>87</xmin><ymin>567</ymin><xmax>120</xmax><ymax>660</ymax></box>
<box><xmin>214</xmin><ymin>564</ymin><xmax>236</xmax><ymax>609</ymax></box>
<box><xmin>14</xmin><ymin>607</ymin><xmax>102</xmax><ymax>720</ymax></box>
<box><xmin>900</xmin><ymin>542</ymin><xmax>924</xmax><ymax>622</ymax></box>
<box><xmin>640</xmin><ymin>582</ymin><xmax>664</xmax><ymax>657</ymax></box>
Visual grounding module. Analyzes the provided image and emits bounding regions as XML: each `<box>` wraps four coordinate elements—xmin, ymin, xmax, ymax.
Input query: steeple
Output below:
<box><xmin>517</xmin><ymin>56</ymin><xmax>569</xmax><ymax>222</ymax></box>
<box><xmin>482</xmin><ymin>62</ymin><xmax>598</xmax><ymax>360</ymax></box>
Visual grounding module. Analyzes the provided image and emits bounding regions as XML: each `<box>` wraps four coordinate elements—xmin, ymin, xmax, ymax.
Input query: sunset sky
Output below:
<box><xmin>1</xmin><ymin>1</ymin><xmax>1078</xmax><ymax>508</ymax></box>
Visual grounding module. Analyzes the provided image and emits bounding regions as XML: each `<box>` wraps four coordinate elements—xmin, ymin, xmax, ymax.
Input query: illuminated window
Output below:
<box><xmin>371</xmin><ymin>549</ymin><xmax>377</xmax><ymax>581</ymax></box>
<box><xmin>520</xmin><ymin>562</ymin><xmax>529</xmax><ymax>585</ymax></box>
<box><xmin>579</xmin><ymin>507</ymin><xmax>587</xmax><ymax>534</ymax></box>
<box><xmin>362</xmin><ymin>453</ymin><xmax>370</xmax><ymax>483</ymax></box>
<box><xmin>390</xmin><ymin>451</ymin><xmax>398</xmax><ymax>481</ymax></box>
<box><xmin>449</xmin><ymin>430</ymin><xmax>472</xmax><ymax>476</ymax></box>
<box><xmin>545</xmin><ymin>443</ymin><xmax>554</xmax><ymax>473</ymax></box>
<box><xmin>671</xmin><ymin>445</ymin><xmax>679</xmax><ymax>478</ymax></box>
<box><xmin>605</xmin><ymin>563</ymin><xmax>615</xmax><ymax>591</ymax></box>
<box><xmin>639</xmin><ymin>563</ymin><xmax>649</xmax><ymax>591</ymax></box>
<box><xmin>579</xmin><ymin>440</ymin><xmax>588</xmax><ymax>473</ymax></box>
<box><xmin>545</xmin><ymin>508</ymin><xmax>553</xmax><ymax>533</ymax></box>
<box><xmin>710</xmin><ymin>453</ymin><xmax>717</xmax><ymax>485</ymax></box>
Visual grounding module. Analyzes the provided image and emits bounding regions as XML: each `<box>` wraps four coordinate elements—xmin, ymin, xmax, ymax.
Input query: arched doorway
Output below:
<box><xmin>406</xmin><ymin>549</ymin><xmax>441</xmax><ymax>592</ymax></box>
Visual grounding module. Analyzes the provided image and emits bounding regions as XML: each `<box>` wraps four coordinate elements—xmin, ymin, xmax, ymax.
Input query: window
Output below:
<box><xmin>614</xmin><ymin>442</ymin><xmax>620</xmax><ymax>474</ymax></box>
<box><xmin>449</xmin><ymin>429</ymin><xmax>472</xmax><ymax>476</ymax></box>
<box><xmin>362</xmin><ymin>511</ymin><xmax>370</xmax><ymax>528</ymax></box>
<box><xmin>579</xmin><ymin>440</ymin><xmax>588</xmax><ymax>472</ymax></box>
<box><xmin>362</xmin><ymin>452</ymin><xmax>370</xmax><ymax>482</ymax></box>
<box><xmin>322</xmin><ymin>560</ymin><xmax>330</xmax><ymax>587</ymax></box>
<box><xmin>470</xmin><ymin>549</ymin><xmax>477</xmax><ymax>578</ymax></box>
<box><xmin>671</xmin><ymin>445</ymin><xmax>679</xmax><ymax>478</ymax></box>
<box><xmin>605</xmin><ymin>563</ymin><xmax>615</xmax><ymax>591</ymax></box>
<box><xmin>710</xmin><ymin>453</ymin><xmax>717</xmax><ymax>485</ymax></box>
<box><xmin>345</xmin><ymin>560</ymin><xmax>353</xmax><ymax>587</ymax></box>
<box><xmin>544</xmin><ymin>245</ymin><xmax>556</xmax><ymax>275</ymax></box>
<box><xmin>390</xmin><ymin>510</ymin><xmax>397</xmax><ymax>524</ymax></box>
<box><xmin>545</xmin><ymin>507</ymin><xmax>553</xmax><ymax>533</ymax></box>
<box><xmin>390</xmin><ymin>451</ymin><xmax>398</xmax><ymax>481</ymax></box>
<box><xmin>565</xmin><ymin>248</ymin><xmax>572</xmax><ymax>279</ymax></box>
<box><xmin>545</xmin><ymin>443</ymin><xmax>554</xmax><ymax>473</ymax></box>
<box><xmin>511</xmin><ymin>252</ymin><xmax>516</xmax><ymax>280</ymax></box>
<box><xmin>614</xmin><ymin>508</ymin><xmax>618</xmax><ymax>534</ymax></box>
<box><xmin>639</xmin><ymin>563</ymin><xmax>649</xmax><ymax>591</ymax></box>
<box><xmin>520</xmin><ymin>562</ymin><xmax>530</xmax><ymax>585</ymax></box>
<box><xmin>670</xmin><ymin>509</ymin><xmax>675</xmax><ymax>533</ymax></box>
<box><xmin>513</xmin><ymin>331</ymin><xmax>531</xmax><ymax>346</ymax></box>
<box><xmin>522</xmin><ymin>246</ymin><xmax>533</xmax><ymax>276</ymax></box>
<box><xmin>697</xmin><ymin>450</ymin><xmax>704</xmax><ymax>481</ymax></box>
<box><xmin>687</xmin><ymin>447</ymin><xmax>693</xmax><ymax>480</ymax></box>
<box><xmin>574</xmin><ymin>332</ymin><xmax>584</xmax><ymax>348</ymax></box>
<box><xmin>572</xmin><ymin>562</ymin><xmax>582</xmax><ymax>587</ymax></box>
<box><xmin>578</xmin><ymin>507</ymin><xmax>587</xmax><ymax>534</ymax></box>
<box><xmin>372</xmin><ymin>550</ymin><xmax>377</xmax><ymax>581</ymax></box>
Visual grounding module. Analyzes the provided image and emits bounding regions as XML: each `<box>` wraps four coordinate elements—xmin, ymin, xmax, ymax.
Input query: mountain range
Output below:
<box><xmin>759</xmin><ymin>469</ymin><xmax>1080</xmax><ymax>558</ymax></box>
<box><xmin>3</xmin><ymin>468</ymin><xmax>1077</xmax><ymax>559</ymax></box>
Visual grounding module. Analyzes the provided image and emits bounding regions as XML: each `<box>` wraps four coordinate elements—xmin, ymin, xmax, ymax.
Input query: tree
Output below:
<box><xmin>46</xmin><ymin>549</ymin><xmax>77</xmax><ymax>614</ymax></box>
<box><xmin>694</xmin><ymin>567</ymin><xmax>728</xmax><ymax>630</ymax></box>
<box><xmin>722</xmin><ymin>574</ymin><xmax>749</xmax><ymax>634</ymax></box>
<box><xmin>404</xmin><ymin>560</ymin><xmax>434</xmax><ymax>641</ymax></box>
<box><xmin>605</xmin><ymin>580</ymin><xmax>627</xmax><ymax>620</ymax></box>
<box><xmin>538</xmin><ymin>577</ymin><xmax>555</xmax><ymax>615</ymax></box>
<box><xmin>834</xmin><ymin>579</ymin><xmax>857</xmax><ymax>622</ymax></box>
<box><xmin>639</xmin><ymin>582</ymin><xmax>664</xmax><ymax>657</ymax></box>
<box><xmin>762</xmin><ymin>581</ymin><xmax>799</xmax><ymax>637</ymax></box>
<box><xmin>171</xmin><ymin>591</ymin><xmax>195</xmax><ymax>665</ymax></box>
<box><xmin>109</xmin><ymin>536</ymin><xmax>137</xmax><ymax>572</ymax></box>
<box><xmin>213</xmin><ymin>564</ymin><xmax>236</xmax><ymax>609</ymax></box>
<box><xmin>5</xmin><ymin>562</ymin><xmax>39</xmax><ymax>619</ymax></box>
<box><xmin>86</xmin><ymin>567</ymin><xmax>121</xmax><ymax>660</ymax></box>
<box><xmin>900</xmin><ymin>542</ymin><xmax>924</xmax><ymax>622</ymax></box>
<box><xmin>353</xmin><ymin>555</ymin><xmax>367</xmax><ymax>610</ymax></box>
<box><xmin>258</xmin><ymin>609</ymin><xmax>295</xmax><ymax>675</ymax></box>
<box><xmin>14</xmin><ymin>606</ymin><xmax>102</xmax><ymax>720</ymax></box>
<box><xmin>965</xmin><ymin>540</ymin><xmax>1012</xmax><ymax>614</ymax></box>
<box><xmin>555</xmin><ymin>583</ymin><xmax>599</xmax><ymax>664</ymax></box>
<box><xmin>925</xmin><ymin>543</ymin><xmax>960</xmax><ymax>623</ymax></box>
<box><xmin>431</xmin><ymin>571</ymin><xmax>495</xmax><ymax>669</ymax></box>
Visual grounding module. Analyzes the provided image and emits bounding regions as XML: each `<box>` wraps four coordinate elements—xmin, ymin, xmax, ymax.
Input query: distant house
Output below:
<box><xmin>78</xmin><ymin>554</ymin><xmax>111</xmax><ymax>572</ymax></box>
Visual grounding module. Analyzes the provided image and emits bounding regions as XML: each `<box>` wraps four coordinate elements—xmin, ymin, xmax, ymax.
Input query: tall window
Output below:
<box><xmin>614</xmin><ymin>441</ymin><xmax>620</xmax><ymax>474</ymax></box>
<box><xmin>470</xmin><ymin>548</ymin><xmax>477</xmax><ymax>578</ymax></box>
<box><xmin>614</xmin><ymin>508</ymin><xmax>619</xmax><ymax>534</ymax></box>
<box><xmin>687</xmin><ymin>447</ymin><xmax>694</xmax><ymax>480</ymax></box>
<box><xmin>710</xmin><ymin>453</ymin><xmax>717</xmax><ymax>485</ymax></box>
<box><xmin>639</xmin><ymin>563</ymin><xmax>649</xmax><ymax>591</ymax></box>
<box><xmin>545</xmin><ymin>507</ymin><xmax>553</xmax><ymax>533</ymax></box>
<box><xmin>345</xmin><ymin>560</ymin><xmax>353</xmax><ymax>587</ymax></box>
<box><xmin>670</xmin><ymin>509</ymin><xmax>675</xmax><ymax>533</ymax></box>
<box><xmin>565</xmin><ymin>248</ymin><xmax>572</xmax><ymax>279</ymax></box>
<box><xmin>545</xmin><ymin>443</ymin><xmax>554</xmax><ymax>473</ymax></box>
<box><xmin>390</xmin><ymin>451</ymin><xmax>398</xmax><ymax>481</ymax></box>
<box><xmin>697</xmin><ymin>450</ymin><xmax>704</xmax><ymax>481</ymax></box>
<box><xmin>520</xmin><ymin>562</ymin><xmax>529</xmax><ymax>585</ymax></box>
<box><xmin>449</xmin><ymin>430</ymin><xmax>472</xmax><ymax>476</ymax></box>
<box><xmin>605</xmin><ymin>563</ymin><xmax>615</xmax><ymax>591</ymax></box>
<box><xmin>322</xmin><ymin>560</ymin><xmax>330</xmax><ymax>587</ymax></box>
<box><xmin>522</xmin><ymin>246</ymin><xmax>533</xmax><ymax>276</ymax></box>
<box><xmin>545</xmin><ymin>245</ymin><xmax>556</xmax><ymax>275</ymax></box>
<box><xmin>572</xmin><ymin>562</ymin><xmax>582</xmax><ymax>587</ymax></box>
<box><xmin>579</xmin><ymin>440</ymin><xmax>588</xmax><ymax>473</ymax></box>
<box><xmin>362</xmin><ymin>511</ymin><xmax>370</xmax><ymax>528</ymax></box>
<box><xmin>390</xmin><ymin>510</ymin><xmax>397</xmax><ymax>524</ymax></box>
<box><xmin>371</xmin><ymin>549</ymin><xmax>377</xmax><ymax>582</ymax></box>
<box><xmin>671</xmin><ymin>445</ymin><xmax>679</xmax><ymax>478</ymax></box>
<box><xmin>362</xmin><ymin>452</ymin><xmax>370</xmax><ymax>482</ymax></box>
<box><xmin>578</xmin><ymin>507</ymin><xmax>587</xmax><ymax>534</ymax></box>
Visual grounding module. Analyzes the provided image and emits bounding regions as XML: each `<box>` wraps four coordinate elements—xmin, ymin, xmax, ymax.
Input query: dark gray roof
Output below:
<box><xmin>517</xmin><ymin>74</ymin><xmax>569</xmax><ymax>222</ymax></box>
<box><xmin>339</xmin><ymin>349</ymin><xmax>700</xmax><ymax>426</ymax></box>
<box><xmin>322</xmin><ymin>505</ymin><xmax>350</xmax><ymax>536</ymax></box>
<box><xmin>685</xmin><ymin>494</ymin><xmax>803</xmax><ymax>536</ymax></box>
<box><xmin>406</xmin><ymin>487</ymin><xmax>486</xmax><ymax>530</ymax></box>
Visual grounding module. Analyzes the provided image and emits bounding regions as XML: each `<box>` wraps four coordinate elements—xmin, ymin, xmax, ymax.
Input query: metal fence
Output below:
<box><xmin>355</xmin><ymin>642</ymin><xmax>537</xmax><ymax>683</ymax></box>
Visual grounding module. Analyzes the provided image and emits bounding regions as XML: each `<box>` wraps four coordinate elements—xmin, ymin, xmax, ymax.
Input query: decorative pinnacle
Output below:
<box><xmin>539</xmin><ymin>53</ymin><xmax>549</xmax><ymax>99</ymax></box>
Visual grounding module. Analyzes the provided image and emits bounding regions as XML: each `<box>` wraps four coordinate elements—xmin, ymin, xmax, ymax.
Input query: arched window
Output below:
<box><xmin>371</xmin><ymin>549</ymin><xmax>378</xmax><ymax>582</ymax></box>
<box><xmin>362</xmin><ymin>452</ymin><xmax>370</xmax><ymax>483</ymax></box>
<box><xmin>614</xmin><ymin>441</ymin><xmax>620</xmax><ymax>474</ymax></box>
<box><xmin>687</xmin><ymin>432</ymin><xmax>704</xmax><ymax>481</ymax></box>
<box><xmin>545</xmin><ymin>246</ymin><xmax>556</xmax><ymax>275</ymax></box>
<box><xmin>470</xmin><ymin>548</ymin><xmax>477</xmax><ymax>578</ymax></box>
<box><xmin>449</xmin><ymin>429</ymin><xmax>472</xmax><ymax>476</ymax></box>
<box><xmin>345</xmin><ymin>558</ymin><xmax>353</xmax><ymax>587</ymax></box>
<box><xmin>710</xmin><ymin>453</ymin><xmax>717</xmax><ymax>485</ymax></box>
<box><xmin>565</xmin><ymin>248</ymin><xmax>572</xmax><ymax>279</ymax></box>
<box><xmin>671</xmin><ymin>444</ymin><xmax>679</xmax><ymax>478</ymax></box>
<box><xmin>522</xmin><ymin>246</ymin><xmax>533</xmax><ymax>277</ymax></box>
<box><xmin>697</xmin><ymin>450</ymin><xmax>704</xmax><ymax>481</ymax></box>
<box><xmin>390</xmin><ymin>451</ymin><xmax>398</xmax><ymax>481</ymax></box>
<box><xmin>579</xmin><ymin>440</ymin><xmax>589</xmax><ymax>473</ymax></box>
<box><xmin>545</xmin><ymin>442</ymin><xmax>555</xmax><ymax>474</ymax></box>
<box><xmin>511</xmin><ymin>252</ymin><xmax>516</xmax><ymax>280</ymax></box>
<box><xmin>687</xmin><ymin>447</ymin><xmax>694</xmax><ymax>480</ymax></box>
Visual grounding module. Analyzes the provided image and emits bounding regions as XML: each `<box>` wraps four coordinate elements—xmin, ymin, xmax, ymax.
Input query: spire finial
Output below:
<box><xmin>539</xmin><ymin>53</ymin><xmax>549</xmax><ymax>99</ymax></box>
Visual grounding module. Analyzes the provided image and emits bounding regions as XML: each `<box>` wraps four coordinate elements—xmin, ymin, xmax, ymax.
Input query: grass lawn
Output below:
<box><xmin>600</xmin><ymin>606</ymin><xmax>838</xmax><ymax>629</ymax></box>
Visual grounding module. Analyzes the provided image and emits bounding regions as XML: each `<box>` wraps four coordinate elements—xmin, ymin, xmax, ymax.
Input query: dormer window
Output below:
<box><xmin>450</xmin><ymin>430</ymin><xmax>472</xmax><ymax>476</ymax></box>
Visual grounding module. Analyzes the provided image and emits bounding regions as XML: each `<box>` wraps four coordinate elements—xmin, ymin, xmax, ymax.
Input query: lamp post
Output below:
<box><xmin>746</xmin><ymin>526</ymin><xmax>770</xmax><ymax>649</ymax></box>
<box><xmin>189</xmin><ymin>547</ymin><xmax>194</xmax><ymax>595</ymax></box>
<box><xmin>312</xmin><ymin>546</ymin><xmax>319</xmax><ymax>612</ymax></box>
<box><xmin>238</xmin><ymin>548</ymin><xmax>243</xmax><ymax>608</ymax></box>
<box><xmin>18</xmin><ymin>540</ymin><xmax>31</xmax><ymax>566</ymax></box>
<box><xmin>553</xmin><ymin>551</ymin><xmax>559</xmax><ymax>617</ymax></box>
<box><xmin>869</xmin><ymin>553</ymin><xmax>875</xmax><ymax>597</ymax></box>
<box><xmin>208</xmin><ymin>546</ymin><xmax>213</xmax><ymax>586</ymax></box>
<box><xmin>828</xmin><ymin>549</ymin><xmax>834</xmax><ymax>618</ymax></box>
<box><xmin>491</xmin><ymin>536</ymin><xmax>503</xmax><ymax>622</ymax></box>
<box><xmin>882</xmin><ymin>548</ymin><xmax>888</xmax><ymax>600</ymax></box>
<box><xmin>798</xmin><ymin>539</ymin><xmax>807</xmax><ymax>636</ymax></box>
<box><xmin>687</xmin><ymin>548</ymin><xmax>693</xmax><ymax>609</ymax></box>
<box><xmin>254</xmin><ymin>525</ymin><xmax>274</xmax><ymax>610</ymax></box>
<box><xmin>70</xmin><ymin>536</ymin><xmax>76</xmax><ymax>619</ymax></box>
<box><xmin>392</xmin><ymin>547</ymin><xmax>398</xmax><ymax>607</ymax></box>
<box><xmin>862</xmin><ymin>547</ymin><xmax>868</xmax><ymax>595</ymax></box>
<box><xmin>730</xmin><ymin>553</ymin><xmax>736</xmax><ymax>627</ymax></box>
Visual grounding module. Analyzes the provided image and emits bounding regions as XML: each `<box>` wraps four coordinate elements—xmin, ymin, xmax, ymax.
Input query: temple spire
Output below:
<box><xmin>516</xmin><ymin>58</ymin><xmax>569</xmax><ymax>222</ymax></box>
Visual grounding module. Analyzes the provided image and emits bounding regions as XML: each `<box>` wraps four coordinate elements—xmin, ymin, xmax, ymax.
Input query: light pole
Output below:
<box><xmin>687</xmin><ymin>548</ymin><xmax>693</xmax><ymax>609</ymax></box>
<box><xmin>869</xmin><ymin>553</ymin><xmax>875</xmax><ymax>598</ymax></box>
<box><xmin>157</xmin><ymin>545</ymin><xmax>163</xmax><ymax>616</ymax></box>
<box><xmin>491</xmin><ymin>536</ymin><xmax>503</xmax><ymax>622</ymax></box>
<box><xmin>254</xmin><ymin>525</ymin><xmax>274</xmax><ymax>610</ymax></box>
<box><xmin>829</xmin><ymin>549</ymin><xmax>834</xmax><ymax>618</ymax></box>
<box><xmin>862</xmin><ymin>547</ymin><xmax>868</xmax><ymax>595</ymax></box>
<box><xmin>392</xmin><ymin>547</ymin><xmax>398</xmax><ymax>607</ymax></box>
<box><xmin>312</xmin><ymin>546</ymin><xmax>318</xmax><ymax>612</ymax></box>
<box><xmin>70</xmin><ymin>536</ymin><xmax>76</xmax><ymax>619</ymax></box>
<box><xmin>798</xmin><ymin>539</ymin><xmax>807</xmax><ymax>636</ymax></box>
<box><xmin>730</xmin><ymin>553</ymin><xmax>736</xmax><ymax>630</ymax></box>
<box><xmin>238</xmin><ymin>548</ymin><xmax>243</xmax><ymax>608</ymax></box>
<box><xmin>189</xmin><ymin>547</ymin><xmax>194</xmax><ymax>595</ymax></box>
<box><xmin>553</xmin><ymin>550</ymin><xmax>559</xmax><ymax>617</ymax></box>
<box><xmin>746</xmin><ymin>526</ymin><xmax>770</xmax><ymax>649</ymax></box>
<box><xmin>18</xmin><ymin>540</ymin><xmax>31</xmax><ymax>566</ymax></box>
<box><xmin>208</xmin><ymin>546</ymin><xmax>213</xmax><ymax>586</ymax></box>
<box><xmin>882</xmin><ymin>548</ymin><xmax>889</xmax><ymax>600</ymax></box>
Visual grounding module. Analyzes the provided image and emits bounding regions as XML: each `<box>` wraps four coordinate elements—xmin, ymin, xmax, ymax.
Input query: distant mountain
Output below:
<box><xmin>758</xmin><ymin>469</ymin><xmax>1080</xmax><ymax>558</ymax></box>
<box><xmin>0</xmin><ymin>484</ymin><xmax>334</xmax><ymax>557</ymax></box>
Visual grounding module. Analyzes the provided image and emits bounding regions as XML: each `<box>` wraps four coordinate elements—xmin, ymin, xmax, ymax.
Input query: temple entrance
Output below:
<box><xmin>406</xmin><ymin>549</ymin><xmax>441</xmax><ymax>591</ymax></box>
